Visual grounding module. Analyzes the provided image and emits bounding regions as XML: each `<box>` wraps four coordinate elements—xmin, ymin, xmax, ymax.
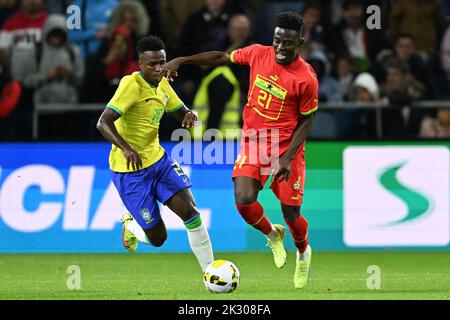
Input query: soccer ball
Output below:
<box><xmin>203</xmin><ymin>260</ymin><xmax>240</xmax><ymax>293</ymax></box>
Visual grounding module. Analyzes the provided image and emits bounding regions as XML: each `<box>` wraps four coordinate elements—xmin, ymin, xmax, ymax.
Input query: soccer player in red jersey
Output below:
<box><xmin>163</xmin><ymin>12</ymin><xmax>318</xmax><ymax>288</ymax></box>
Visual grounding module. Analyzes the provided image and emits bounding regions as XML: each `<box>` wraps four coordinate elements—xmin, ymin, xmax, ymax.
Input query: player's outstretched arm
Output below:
<box><xmin>96</xmin><ymin>108</ymin><xmax>143</xmax><ymax>171</ymax></box>
<box><xmin>162</xmin><ymin>51</ymin><xmax>230</xmax><ymax>81</ymax></box>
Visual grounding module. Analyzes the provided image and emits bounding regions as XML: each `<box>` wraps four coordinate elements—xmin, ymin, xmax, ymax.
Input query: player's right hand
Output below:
<box><xmin>123</xmin><ymin>147</ymin><xmax>143</xmax><ymax>171</ymax></box>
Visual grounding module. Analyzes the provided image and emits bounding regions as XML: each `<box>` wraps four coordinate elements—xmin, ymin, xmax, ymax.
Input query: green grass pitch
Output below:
<box><xmin>0</xmin><ymin>252</ymin><xmax>449</xmax><ymax>300</ymax></box>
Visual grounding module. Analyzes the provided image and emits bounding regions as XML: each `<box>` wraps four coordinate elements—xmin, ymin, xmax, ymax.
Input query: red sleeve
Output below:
<box><xmin>229</xmin><ymin>44</ymin><xmax>262</xmax><ymax>66</ymax></box>
<box><xmin>299</xmin><ymin>75</ymin><xmax>319</xmax><ymax>116</ymax></box>
<box><xmin>1</xmin><ymin>13</ymin><xmax>22</xmax><ymax>31</ymax></box>
<box><xmin>0</xmin><ymin>81</ymin><xmax>22</xmax><ymax>118</ymax></box>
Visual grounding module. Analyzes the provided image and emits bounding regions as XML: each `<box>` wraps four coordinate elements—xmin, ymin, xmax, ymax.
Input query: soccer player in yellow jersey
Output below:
<box><xmin>96</xmin><ymin>36</ymin><xmax>214</xmax><ymax>272</ymax></box>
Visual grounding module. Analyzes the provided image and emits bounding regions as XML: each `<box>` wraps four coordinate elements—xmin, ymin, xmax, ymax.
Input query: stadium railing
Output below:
<box><xmin>32</xmin><ymin>101</ymin><xmax>450</xmax><ymax>140</ymax></box>
<box><xmin>32</xmin><ymin>103</ymin><xmax>103</xmax><ymax>139</ymax></box>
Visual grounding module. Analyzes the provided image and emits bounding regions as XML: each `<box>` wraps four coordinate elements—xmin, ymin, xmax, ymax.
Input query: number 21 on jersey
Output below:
<box><xmin>251</xmin><ymin>74</ymin><xmax>287</xmax><ymax>120</ymax></box>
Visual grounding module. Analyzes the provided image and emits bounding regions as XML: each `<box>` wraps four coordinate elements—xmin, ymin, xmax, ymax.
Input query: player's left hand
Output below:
<box><xmin>182</xmin><ymin>110</ymin><xmax>197</xmax><ymax>128</ymax></box>
<box><xmin>161</xmin><ymin>59</ymin><xmax>181</xmax><ymax>82</ymax></box>
<box><xmin>271</xmin><ymin>156</ymin><xmax>291</xmax><ymax>183</ymax></box>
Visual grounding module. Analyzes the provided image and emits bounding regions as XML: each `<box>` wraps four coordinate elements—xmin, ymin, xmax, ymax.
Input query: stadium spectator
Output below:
<box><xmin>349</xmin><ymin>72</ymin><xmax>380</xmax><ymax>139</ymax></box>
<box><xmin>380</xmin><ymin>58</ymin><xmax>425</xmax><ymax>138</ymax></box>
<box><xmin>224</xmin><ymin>13</ymin><xmax>252</xmax><ymax>52</ymax></box>
<box><xmin>176</xmin><ymin>0</ymin><xmax>242</xmax><ymax>104</ymax></box>
<box><xmin>375</xmin><ymin>33</ymin><xmax>434</xmax><ymax>98</ymax></box>
<box><xmin>327</xmin><ymin>0</ymin><xmax>393</xmax><ymax>27</ymax></box>
<box><xmin>326</xmin><ymin>0</ymin><xmax>389</xmax><ymax>72</ymax></box>
<box><xmin>354</xmin><ymin>72</ymin><xmax>380</xmax><ymax>103</ymax></box>
<box><xmin>308</xmin><ymin>49</ymin><xmax>342</xmax><ymax>102</ymax></box>
<box><xmin>107</xmin><ymin>0</ymin><xmax>150</xmax><ymax>56</ymax></box>
<box><xmin>419</xmin><ymin>107</ymin><xmax>450</xmax><ymax>138</ymax></box>
<box><xmin>0</xmin><ymin>0</ymin><xmax>47</xmax><ymax>51</ymax></box>
<box><xmin>188</xmin><ymin>14</ymin><xmax>252</xmax><ymax>140</ymax></box>
<box><xmin>308</xmin><ymin>49</ymin><xmax>341</xmax><ymax>139</ymax></box>
<box><xmin>335</xmin><ymin>70</ymin><xmax>379</xmax><ymax>139</ymax></box>
<box><xmin>159</xmin><ymin>0</ymin><xmax>204</xmax><ymax>55</ymax></box>
<box><xmin>224</xmin><ymin>13</ymin><xmax>253</xmax><ymax>99</ymax></box>
<box><xmin>441</xmin><ymin>25</ymin><xmax>450</xmax><ymax>73</ymax></box>
<box><xmin>0</xmin><ymin>0</ymin><xmax>19</xmax><ymax>28</ymax></box>
<box><xmin>440</xmin><ymin>24</ymin><xmax>450</xmax><ymax>95</ymax></box>
<box><xmin>0</xmin><ymin>50</ymin><xmax>22</xmax><ymax>141</ymax></box>
<box><xmin>389</xmin><ymin>0</ymin><xmax>447</xmax><ymax>57</ymax></box>
<box><xmin>67</xmin><ymin>0</ymin><xmax>118</xmax><ymax>60</ymax></box>
<box><xmin>82</xmin><ymin>25</ymin><xmax>138</xmax><ymax>103</ymax></box>
<box><xmin>103</xmin><ymin>26</ymin><xmax>139</xmax><ymax>82</ymax></box>
<box><xmin>78</xmin><ymin>0</ymin><xmax>147</xmax><ymax>102</ymax></box>
<box><xmin>301</xmin><ymin>1</ymin><xmax>326</xmax><ymax>47</ymax></box>
<box><xmin>178</xmin><ymin>0</ymin><xmax>241</xmax><ymax>56</ymax></box>
<box><xmin>328</xmin><ymin>0</ymin><xmax>344</xmax><ymax>26</ymax></box>
<box><xmin>0</xmin><ymin>51</ymin><xmax>22</xmax><ymax>128</ymax></box>
<box><xmin>11</xmin><ymin>14</ymin><xmax>84</xmax><ymax>103</ymax></box>
<box><xmin>80</xmin><ymin>1</ymin><xmax>147</xmax><ymax>103</ymax></box>
<box><xmin>334</xmin><ymin>55</ymin><xmax>355</xmax><ymax>101</ymax></box>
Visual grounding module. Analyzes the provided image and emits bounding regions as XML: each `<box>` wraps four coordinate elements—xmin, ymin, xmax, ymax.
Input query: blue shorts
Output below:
<box><xmin>111</xmin><ymin>152</ymin><xmax>192</xmax><ymax>230</ymax></box>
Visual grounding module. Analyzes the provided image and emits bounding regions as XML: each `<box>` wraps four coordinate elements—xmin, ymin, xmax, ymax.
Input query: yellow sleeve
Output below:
<box><xmin>163</xmin><ymin>79</ymin><xmax>185</xmax><ymax>113</ymax></box>
<box><xmin>106</xmin><ymin>76</ymin><xmax>139</xmax><ymax>116</ymax></box>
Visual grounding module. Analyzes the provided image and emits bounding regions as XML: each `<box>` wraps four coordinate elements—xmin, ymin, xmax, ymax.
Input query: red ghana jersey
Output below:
<box><xmin>0</xmin><ymin>11</ymin><xmax>47</xmax><ymax>49</ymax></box>
<box><xmin>230</xmin><ymin>44</ymin><xmax>318</xmax><ymax>158</ymax></box>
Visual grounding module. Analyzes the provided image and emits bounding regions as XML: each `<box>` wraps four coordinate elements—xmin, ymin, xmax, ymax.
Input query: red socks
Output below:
<box><xmin>236</xmin><ymin>201</ymin><xmax>273</xmax><ymax>235</ymax></box>
<box><xmin>236</xmin><ymin>202</ymin><xmax>309</xmax><ymax>254</ymax></box>
<box><xmin>284</xmin><ymin>215</ymin><xmax>309</xmax><ymax>253</ymax></box>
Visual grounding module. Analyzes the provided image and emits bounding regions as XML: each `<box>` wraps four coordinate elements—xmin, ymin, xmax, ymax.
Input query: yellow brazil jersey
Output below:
<box><xmin>106</xmin><ymin>71</ymin><xmax>184</xmax><ymax>173</ymax></box>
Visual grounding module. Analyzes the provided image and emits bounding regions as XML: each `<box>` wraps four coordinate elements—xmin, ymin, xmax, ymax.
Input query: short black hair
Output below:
<box><xmin>385</xmin><ymin>58</ymin><xmax>410</xmax><ymax>75</ymax></box>
<box><xmin>276</xmin><ymin>11</ymin><xmax>304</xmax><ymax>35</ymax></box>
<box><xmin>395</xmin><ymin>32</ymin><xmax>415</xmax><ymax>43</ymax></box>
<box><xmin>136</xmin><ymin>35</ymin><xmax>165</xmax><ymax>55</ymax></box>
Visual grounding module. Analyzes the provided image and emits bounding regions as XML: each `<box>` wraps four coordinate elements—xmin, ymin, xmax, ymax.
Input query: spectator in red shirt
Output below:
<box><xmin>81</xmin><ymin>25</ymin><xmax>139</xmax><ymax>103</ymax></box>
<box><xmin>0</xmin><ymin>49</ymin><xmax>22</xmax><ymax>139</ymax></box>
<box><xmin>0</xmin><ymin>49</ymin><xmax>21</xmax><ymax>117</ymax></box>
<box><xmin>0</xmin><ymin>0</ymin><xmax>47</xmax><ymax>51</ymax></box>
<box><xmin>103</xmin><ymin>26</ymin><xmax>139</xmax><ymax>82</ymax></box>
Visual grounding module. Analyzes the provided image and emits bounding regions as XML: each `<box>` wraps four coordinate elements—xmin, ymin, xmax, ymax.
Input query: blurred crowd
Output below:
<box><xmin>0</xmin><ymin>0</ymin><xmax>449</xmax><ymax>141</ymax></box>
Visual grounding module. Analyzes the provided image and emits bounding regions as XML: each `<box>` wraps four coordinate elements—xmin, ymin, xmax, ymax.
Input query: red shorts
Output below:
<box><xmin>232</xmin><ymin>149</ymin><xmax>306</xmax><ymax>206</ymax></box>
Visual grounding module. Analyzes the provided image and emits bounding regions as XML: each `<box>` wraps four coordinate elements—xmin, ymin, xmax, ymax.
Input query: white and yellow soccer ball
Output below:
<box><xmin>203</xmin><ymin>260</ymin><xmax>240</xmax><ymax>293</ymax></box>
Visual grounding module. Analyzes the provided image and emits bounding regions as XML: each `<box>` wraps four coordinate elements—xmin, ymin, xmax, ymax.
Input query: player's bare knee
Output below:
<box><xmin>174</xmin><ymin>201</ymin><xmax>198</xmax><ymax>222</ymax></box>
<box><xmin>149</xmin><ymin>235</ymin><xmax>167</xmax><ymax>247</ymax></box>
<box><xmin>185</xmin><ymin>205</ymin><xmax>200</xmax><ymax>221</ymax></box>
<box><xmin>235</xmin><ymin>190</ymin><xmax>258</xmax><ymax>205</ymax></box>
<box><xmin>145</xmin><ymin>227</ymin><xmax>167</xmax><ymax>247</ymax></box>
